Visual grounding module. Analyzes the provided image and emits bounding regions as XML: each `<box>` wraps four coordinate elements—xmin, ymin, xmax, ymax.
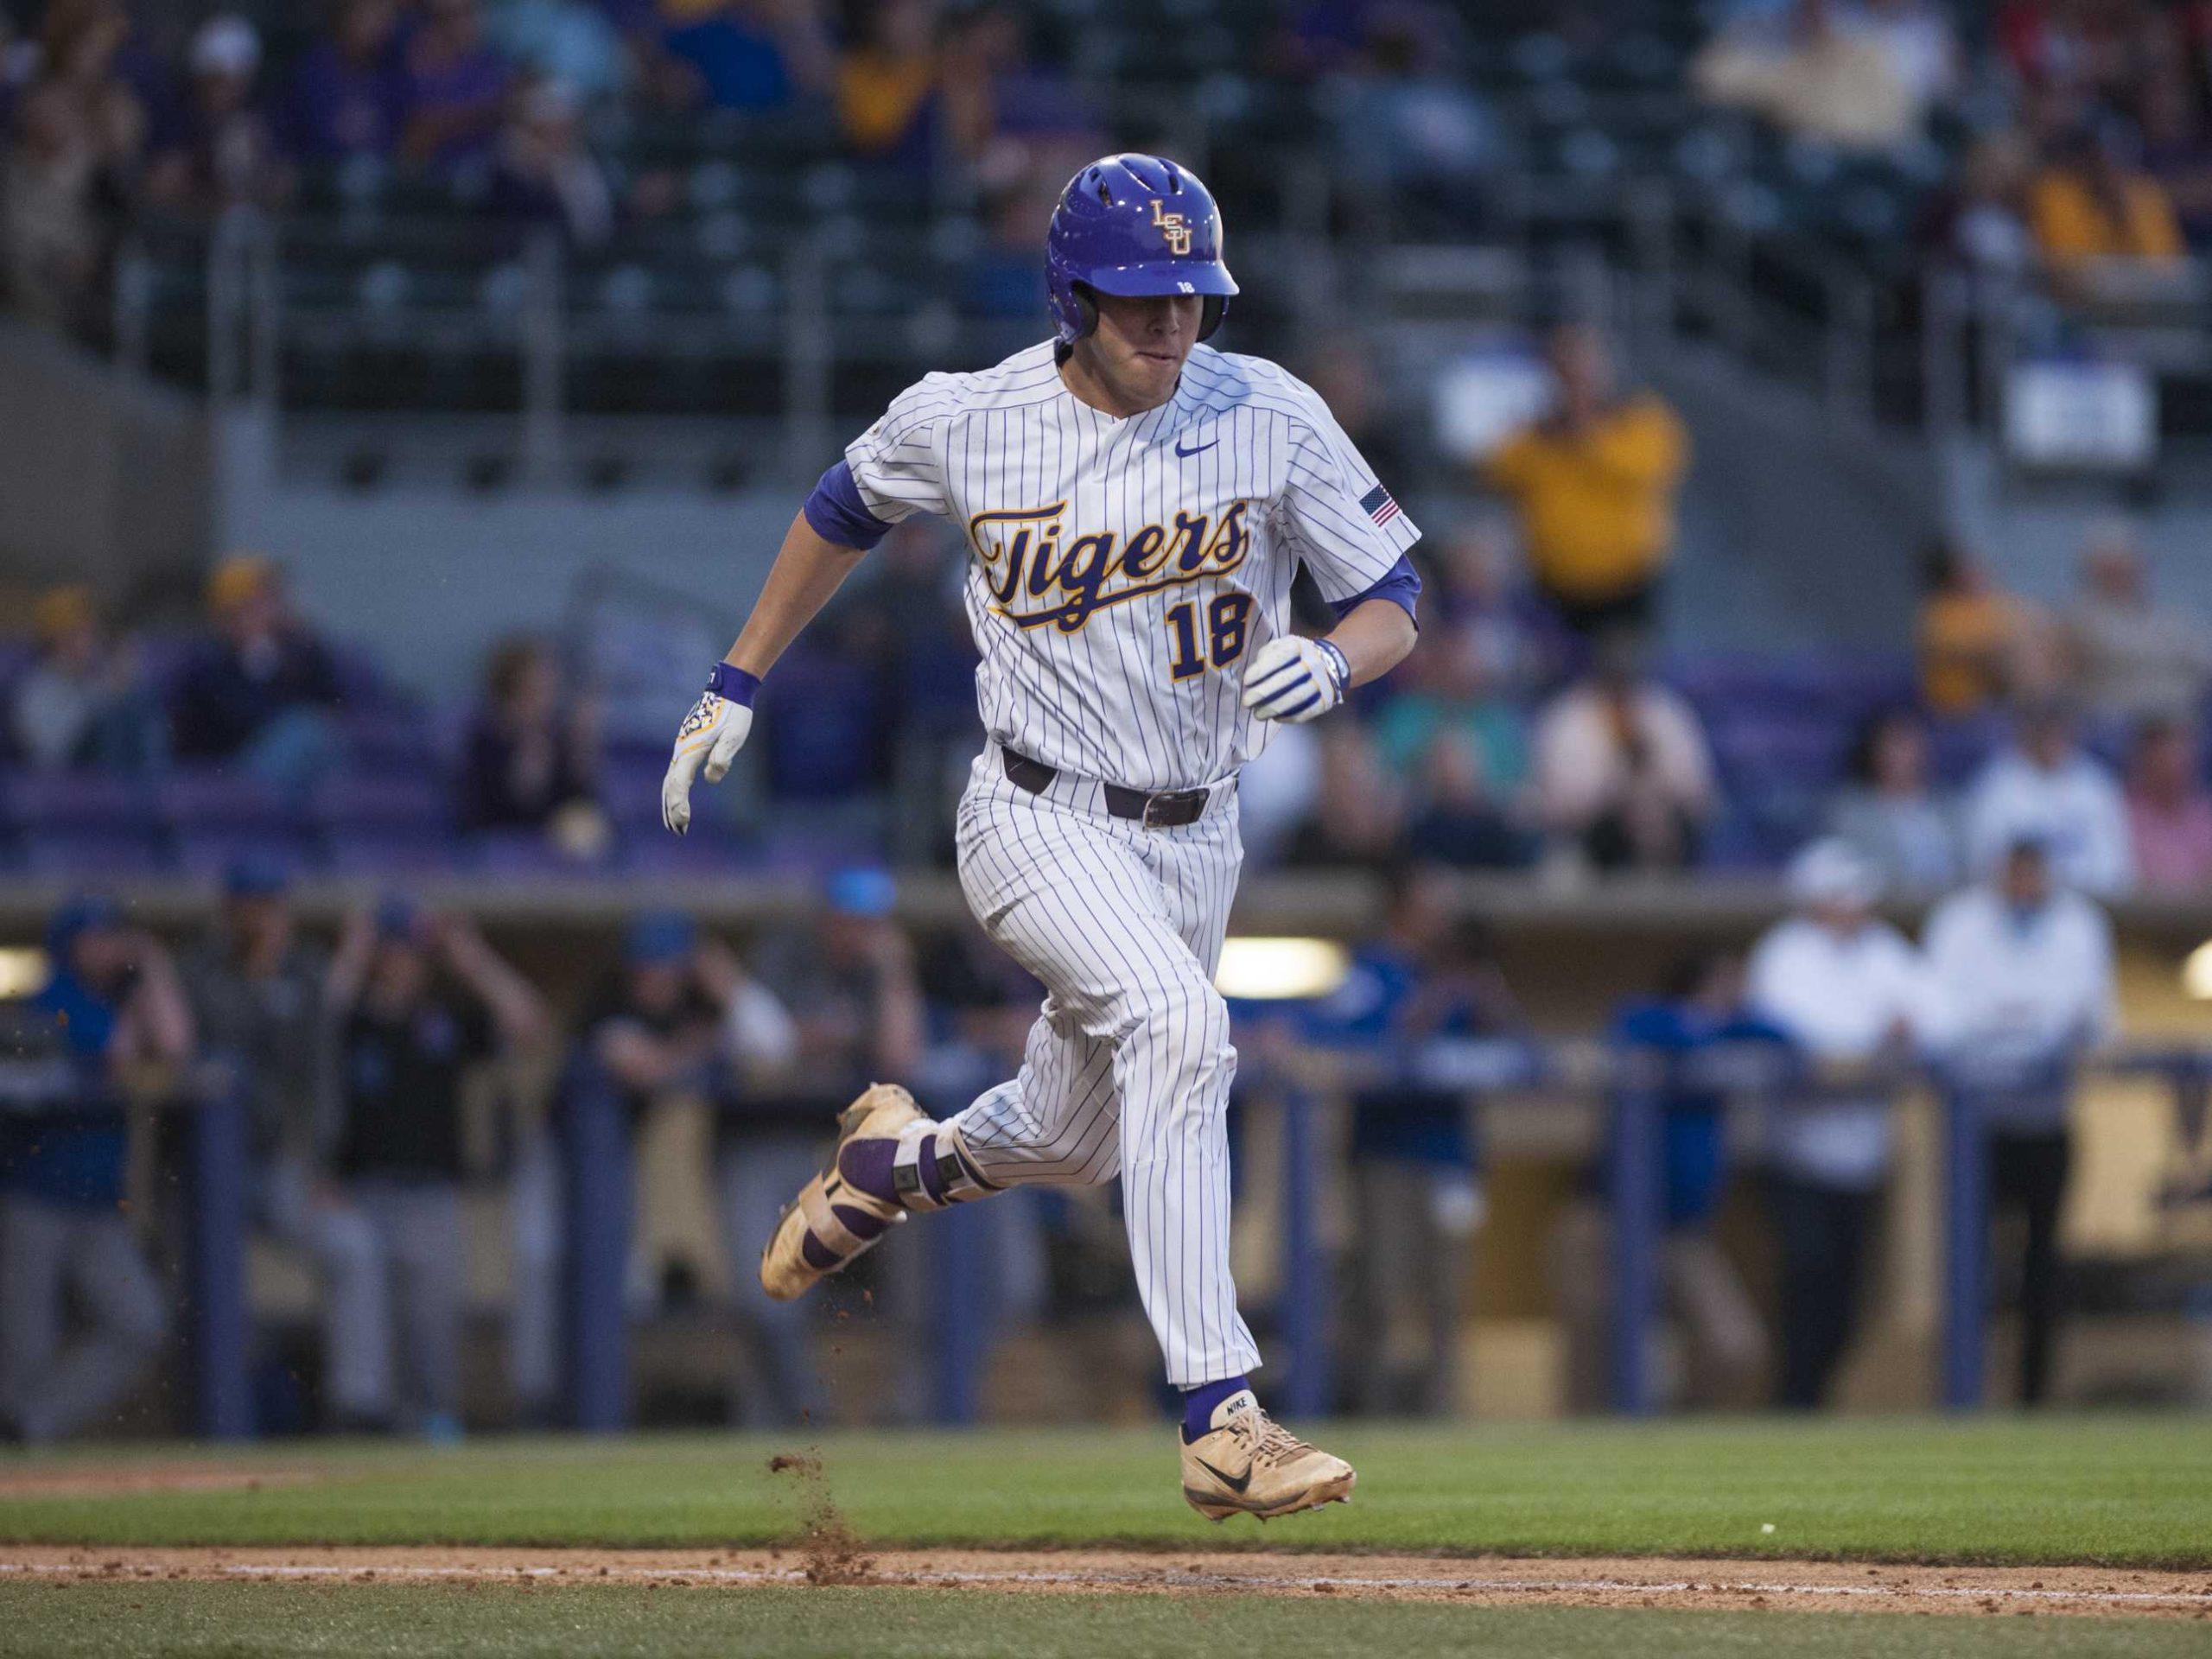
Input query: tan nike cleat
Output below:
<box><xmin>759</xmin><ymin>1083</ymin><xmax>927</xmax><ymax>1302</ymax></box>
<box><xmin>1179</xmin><ymin>1389</ymin><xmax>1357</xmax><ymax>1522</ymax></box>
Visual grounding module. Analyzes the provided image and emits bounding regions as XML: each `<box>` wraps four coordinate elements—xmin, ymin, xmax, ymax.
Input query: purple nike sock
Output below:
<box><xmin>816</xmin><ymin>1141</ymin><xmax>896</xmax><ymax>1268</ymax></box>
<box><xmin>1181</xmin><ymin>1375</ymin><xmax>1251</xmax><ymax>1442</ymax></box>
<box><xmin>838</xmin><ymin>1138</ymin><xmax>900</xmax><ymax>1205</ymax></box>
<box><xmin>842</xmin><ymin>1132</ymin><xmax>978</xmax><ymax>1207</ymax></box>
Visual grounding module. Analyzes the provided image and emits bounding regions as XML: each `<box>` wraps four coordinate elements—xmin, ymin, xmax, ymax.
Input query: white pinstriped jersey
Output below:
<box><xmin>844</xmin><ymin>340</ymin><xmax>1421</xmax><ymax>793</ymax></box>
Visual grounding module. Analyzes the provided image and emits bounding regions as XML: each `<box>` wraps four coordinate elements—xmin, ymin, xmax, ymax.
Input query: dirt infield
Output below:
<box><xmin>5</xmin><ymin>1546</ymin><xmax>2210</xmax><ymax>1620</ymax></box>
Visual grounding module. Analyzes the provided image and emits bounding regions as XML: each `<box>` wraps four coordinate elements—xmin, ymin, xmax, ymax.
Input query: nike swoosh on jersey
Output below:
<box><xmin>1192</xmin><ymin>1454</ymin><xmax>1251</xmax><ymax>1493</ymax></box>
<box><xmin>1174</xmin><ymin>437</ymin><xmax>1218</xmax><ymax>457</ymax></box>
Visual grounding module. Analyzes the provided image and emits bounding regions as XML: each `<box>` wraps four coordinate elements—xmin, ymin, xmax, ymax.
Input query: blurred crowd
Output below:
<box><xmin>0</xmin><ymin>818</ymin><xmax>2133</xmax><ymax>1440</ymax></box>
<box><xmin>1692</xmin><ymin>0</ymin><xmax>2212</xmax><ymax>285</ymax></box>
<box><xmin>0</xmin><ymin>0</ymin><xmax>1116</xmax><ymax>340</ymax></box>
<box><xmin>0</xmin><ymin>859</ymin><xmax>1054</xmax><ymax>1439</ymax></box>
<box><xmin>4</xmin><ymin>0</ymin><xmax>2209</xmax><ymax>345</ymax></box>
<box><xmin>8</xmin><ymin>318</ymin><xmax>2212</xmax><ymax>895</ymax></box>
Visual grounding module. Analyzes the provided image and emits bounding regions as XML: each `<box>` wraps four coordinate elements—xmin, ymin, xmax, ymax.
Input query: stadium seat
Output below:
<box><xmin>311</xmin><ymin>772</ymin><xmax>457</xmax><ymax>873</ymax></box>
<box><xmin>19</xmin><ymin>828</ymin><xmax>169</xmax><ymax>877</ymax></box>
<box><xmin>340</xmin><ymin>709</ymin><xmax>442</xmax><ymax>778</ymax></box>
<box><xmin>171</xmin><ymin>827</ymin><xmax>320</xmax><ymax>880</ymax></box>
<box><xmin>157</xmin><ymin>770</ymin><xmax>296</xmax><ymax>831</ymax></box>
<box><xmin>0</xmin><ymin>772</ymin><xmax>154</xmax><ymax>840</ymax></box>
<box><xmin>474</xmin><ymin>830</ymin><xmax>611</xmax><ymax>879</ymax></box>
<box><xmin>157</xmin><ymin>771</ymin><xmax>315</xmax><ymax>877</ymax></box>
<box><xmin>616</xmin><ymin>824</ymin><xmax>757</xmax><ymax>875</ymax></box>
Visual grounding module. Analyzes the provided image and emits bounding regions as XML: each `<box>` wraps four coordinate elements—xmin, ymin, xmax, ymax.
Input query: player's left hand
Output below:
<box><xmin>661</xmin><ymin>686</ymin><xmax>753</xmax><ymax>835</ymax></box>
<box><xmin>1240</xmin><ymin>636</ymin><xmax>1350</xmax><ymax>724</ymax></box>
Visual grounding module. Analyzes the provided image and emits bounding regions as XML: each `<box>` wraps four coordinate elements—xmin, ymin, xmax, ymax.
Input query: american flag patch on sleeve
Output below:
<box><xmin>1358</xmin><ymin>484</ymin><xmax>1402</xmax><ymax>528</ymax></box>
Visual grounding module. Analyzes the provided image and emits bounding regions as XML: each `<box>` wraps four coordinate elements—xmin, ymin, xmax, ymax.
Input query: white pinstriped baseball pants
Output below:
<box><xmin>948</xmin><ymin>749</ymin><xmax>1262</xmax><ymax>1389</ymax></box>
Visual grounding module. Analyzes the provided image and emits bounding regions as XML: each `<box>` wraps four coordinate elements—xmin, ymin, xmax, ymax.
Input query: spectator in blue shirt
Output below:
<box><xmin>485</xmin><ymin>0</ymin><xmax>629</xmax><ymax>106</ymax></box>
<box><xmin>1549</xmin><ymin>952</ymin><xmax>1780</xmax><ymax>1413</ymax></box>
<box><xmin>7</xmin><ymin>585</ymin><xmax>164</xmax><ymax>774</ymax></box>
<box><xmin>659</xmin><ymin>0</ymin><xmax>829</xmax><ymax>113</ymax></box>
<box><xmin>170</xmin><ymin>556</ymin><xmax>345</xmax><ymax>796</ymax></box>
<box><xmin>0</xmin><ymin>895</ymin><xmax>190</xmax><ymax>1442</ymax></box>
<box><xmin>1305</xmin><ymin>863</ymin><xmax>1520</xmax><ymax>1415</ymax></box>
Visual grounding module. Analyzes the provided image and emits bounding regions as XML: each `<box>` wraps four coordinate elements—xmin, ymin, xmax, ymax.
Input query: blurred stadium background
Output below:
<box><xmin>3</xmin><ymin>0</ymin><xmax>2212</xmax><ymax>1452</ymax></box>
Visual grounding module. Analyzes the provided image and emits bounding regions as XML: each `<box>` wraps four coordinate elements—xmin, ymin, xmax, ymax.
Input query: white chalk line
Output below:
<box><xmin>4</xmin><ymin>1560</ymin><xmax>2210</xmax><ymax>1610</ymax></box>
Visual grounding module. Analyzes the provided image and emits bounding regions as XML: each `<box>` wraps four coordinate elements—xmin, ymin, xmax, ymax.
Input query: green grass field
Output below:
<box><xmin>5</xmin><ymin>1415</ymin><xmax>2209</xmax><ymax>1565</ymax></box>
<box><xmin>4</xmin><ymin>1585</ymin><xmax>2210</xmax><ymax>1659</ymax></box>
<box><xmin>6</xmin><ymin>1415</ymin><xmax>2211</xmax><ymax>1656</ymax></box>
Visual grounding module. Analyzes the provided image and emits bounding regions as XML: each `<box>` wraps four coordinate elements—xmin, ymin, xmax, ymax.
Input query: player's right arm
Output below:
<box><xmin>662</xmin><ymin>383</ymin><xmax>950</xmax><ymax>834</ymax></box>
<box><xmin>660</xmin><ymin>512</ymin><xmax>868</xmax><ymax>835</ymax></box>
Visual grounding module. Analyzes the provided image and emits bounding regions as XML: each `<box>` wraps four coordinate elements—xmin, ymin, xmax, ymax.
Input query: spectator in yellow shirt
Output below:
<box><xmin>2029</xmin><ymin>124</ymin><xmax>2186</xmax><ymax>271</ymax></box>
<box><xmin>1484</xmin><ymin>326</ymin><xmax>1690</xmax><ymax>641</ymax></box>
<box><xmin>836</xmin><ymin>0</ymin><xmax>939</xmax><ymax>169</ymax></box>
<box><xmin>1915</xmin><ymin>539</ymin><xmax>2045</xmax><ymax>719</ymax></box>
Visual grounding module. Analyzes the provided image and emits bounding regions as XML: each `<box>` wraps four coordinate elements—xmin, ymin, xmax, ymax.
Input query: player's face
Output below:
<box><xmin>1085</xmin><ymin>292</ymin><xmax>1201</xmax><ymax>409</ymax></box>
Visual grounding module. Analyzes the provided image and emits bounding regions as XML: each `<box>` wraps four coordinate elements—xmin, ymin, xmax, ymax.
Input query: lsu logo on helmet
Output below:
<box><xmin>1150</xmin><ymin>199</ymin><xmax>1192</xmax><ymax>256</ymax></box>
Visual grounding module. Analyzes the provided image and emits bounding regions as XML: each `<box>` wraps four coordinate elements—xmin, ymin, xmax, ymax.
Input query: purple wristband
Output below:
<box><xmin>708</xmin><ymin>661</ymin><xmax>761</xmax><ymax>706</ymax></box>
<box><xmin>1314</xmin><ymin>639</ymin><xmax>1351</xmax><ymax>697</ymax></box>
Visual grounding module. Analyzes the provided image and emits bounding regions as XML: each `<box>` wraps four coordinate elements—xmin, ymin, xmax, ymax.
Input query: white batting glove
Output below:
<box><xmin>1240</xmin><ymin>636</ymin><xmax>1351</xmax><ymax>724</ymax></box>
<box><xmin>661</xmin><ymin>664</ymin><xmax>757</xmax><ymax>835</ymax></box>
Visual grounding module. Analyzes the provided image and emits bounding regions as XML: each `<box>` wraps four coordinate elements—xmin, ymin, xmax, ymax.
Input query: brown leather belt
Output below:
<box><xmin>1000</xmin><ymin>745</ymin><xmax>1215</xmax><ymax>829</ymax></box>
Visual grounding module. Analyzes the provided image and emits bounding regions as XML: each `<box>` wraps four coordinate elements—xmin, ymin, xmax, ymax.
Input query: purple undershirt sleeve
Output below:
<box><xmin>802</xmin><ymin>460</ymin><xmax>893</xmax><ymax>551</ymax></box>
<box><xmin>1326</xmin><ymin>551</ymin><xmax>1422</xmax><ymax>628</ymax></box>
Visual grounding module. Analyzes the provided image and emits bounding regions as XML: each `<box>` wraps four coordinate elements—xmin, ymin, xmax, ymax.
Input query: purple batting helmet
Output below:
<box><xmin>1046</xmin><ymin>153</ymin><xmax>1236</xmax><ymax>348</ymax></box>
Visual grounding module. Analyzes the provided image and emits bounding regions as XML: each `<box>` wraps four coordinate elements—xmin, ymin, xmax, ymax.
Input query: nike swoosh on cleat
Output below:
<box><xmin>1192</xmin><ymin>1455</ymin><xmax>1251</xmax><ymax>1494</ymax></box>
<box><xmin>1175</xmin><ymin>437</ymin><xmax>1218</xmax><ymax>457</ymax></box>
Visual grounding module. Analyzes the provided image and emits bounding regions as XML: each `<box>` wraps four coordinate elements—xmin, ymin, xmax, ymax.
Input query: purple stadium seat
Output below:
<box><xmin>340</xmin><ymin>708</ymin><xmax>442</xmax><ymax>777</ymax></box>
<box><xmin>21</xmin><ymin>828</ymin><xmax>168</xmax><ymax>877</ymax></box>
<box><xmin>1708</xmin><ymin>720</ymin><xmax>1846</xmax><ymax>789</ymax></box>
<box><xmin>311</xmin><ymin>772</ymin><xmax>452</xmax><ymax>830</ymax></box>
<box><xmin>323</xmin><ymin>826</ymin><xmax>466</xmax><ymax>875</ymax></box>
<box><xmin>601</xmin><ymin>757</ymin><xmax>668</xmax><ymax>830</ymax></box>
<box><xmin>1</xmin><ymin>772</ymin><xmax>167</xmax><ymax>872</ymax></box>
<box><xmin>158</xmin><ymin>769</ymin><xmax>296</xmax><ymax>831</ymax></box>
<box><xmin>758</xmin><ymin>822</ymin><xmax>887</xmax><ymax>874</ymax></box>
<box><xmin>311</xmin><ymin>771</ymin><xmax>457</xmax><ymax>873</ymax></box>
<box><xmin>601</xmin><ymin>731</ymin><xmax>667</xmax><ymax>771</ymax></box>
<box><xmin>173</xmin><ymin>828</ymin><xmax>320</xmax><ymax>880</ymax></box>
<box><xmin>474</xmin><ymin>830</ymin><xmax>612</xmax><ymax>877</ymax></box>
<box><xmin>617</xmin><ymin>827</ymin><xmax>755</xmax><ymax>875</ymax></box>
<box><xmin>0</xmin><ymin>771</ymin><xmax>143</xmax><ymax>830</ymax></box>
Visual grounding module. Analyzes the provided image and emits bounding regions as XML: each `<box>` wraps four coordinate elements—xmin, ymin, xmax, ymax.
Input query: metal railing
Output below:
<box><xmin>104</xmin><ymin>171</ymin><xmax>2212</xmax><ymax>493</ymax></box>
<box><xmin>538</xmin><ymin>1033</ymin><xmax>2212</xmax><ymax>1428</ymax></box>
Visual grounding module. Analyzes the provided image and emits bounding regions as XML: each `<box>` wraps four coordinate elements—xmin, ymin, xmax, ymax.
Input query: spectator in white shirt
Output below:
<box><xmin>1532</xmin><ymin>632</ymin><xmax>1717</xmax><ymax>874</ymax></box>
<box><xmin>2064</xmin><ymin>526</ymin><xmax>2212</xmax><ymax>728</ymax></box>
<box><xmin>1845</xmin><ymin>0</ymin><xmax>1958</xmax><ymax>109</ymax></box>
<box><xmin>1828</xmin><ymin>707</ymin><xmax>1961</xmax><ymax>892</ymax></box>
<box><xmin>1746</xmin><ymin>839</ymin><xmax>1923</xmax><ymax>1408</ymax></box>
<box><xmin>1921</xmin><ymin>836</ymin><xmax>2115</xmax><ymax>1405</ymax></box>
<box><xmin>1961</xmin><ymin>700</ymin><xmax>2134</xmax><ymax>895</ymax></box>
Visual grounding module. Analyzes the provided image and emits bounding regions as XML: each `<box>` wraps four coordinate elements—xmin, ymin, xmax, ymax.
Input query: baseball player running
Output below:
<box><xmin>663</xmin><ymin>154</ymin><xmax>1420</xmax><ymax>1520</ymax></box>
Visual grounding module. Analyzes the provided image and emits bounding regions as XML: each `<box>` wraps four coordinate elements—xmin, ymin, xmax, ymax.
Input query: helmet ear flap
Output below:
<box><xmin>1071</xmin><ymin>282</ymin><xmax>1099</xmax><ymax>340</ymax></box>
<box><xmin>1198</xmin><ymin>296</ymin><xmax>1225</xmax><ymax>340</ymax></box>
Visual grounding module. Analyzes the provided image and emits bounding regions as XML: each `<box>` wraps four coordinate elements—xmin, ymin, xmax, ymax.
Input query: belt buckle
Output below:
<box><xmin>1144</xmin><ymin>789</ymin><xmax>1195</xmax><ymax>830</ymax></box>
